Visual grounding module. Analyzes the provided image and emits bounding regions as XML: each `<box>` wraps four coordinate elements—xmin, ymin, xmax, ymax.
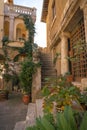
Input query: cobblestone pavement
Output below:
<box><xmin>0</xmin><ymin>92</ymin><xmax>28</xmax><ymax>130</ymax></box>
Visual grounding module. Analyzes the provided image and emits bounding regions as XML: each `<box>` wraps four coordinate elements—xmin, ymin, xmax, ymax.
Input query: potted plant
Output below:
<box><xmin>42</xmin><ymin>76</ymin><xmax>81</xmax><ymax>113</ymax></box>
<box><xmin>18</xmin><ymin>14</ymin><xmax>40</xmax><ymax>104</ymax></box>
<box><xmin>65</xmin><ymin>72</ymin><xmax>73</xmax><ymax>82</ymax></box>
<box><xmin>19</xmin><ymin>61</ymin><xmax>38</xmax><ymax>104</ymax></box>
<box><xmin>19</xmin><ymin>61</ymin><xmax>31</xmax><ymax>104</ymax></box>
<box><xmin>0</xmin><ymin>89</ymin><xmax>9</xmax><ymax>100</ymax></box>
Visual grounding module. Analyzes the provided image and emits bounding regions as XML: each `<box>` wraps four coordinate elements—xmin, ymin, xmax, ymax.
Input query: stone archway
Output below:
<box><xmin>16</xmin><ymin>23</ymin><xmax>27</xmax><ymax>41</ymax></box>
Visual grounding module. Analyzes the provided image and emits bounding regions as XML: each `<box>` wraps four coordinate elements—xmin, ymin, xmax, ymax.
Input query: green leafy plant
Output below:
<box><xmin>66</xmin><ymin>39</ymin><xmax>86</xmax><ymax>62</ymax></box>
<box><xmin>64</xmin><ymin>72</ymin><xmax>73</xmax><ymax>82</ymax></box>
<box><xmin>78</xmin><ymin>89</ymin><xmax>87</xmax><ymax>110</ymax></box>
<box><xmin>53</xmin><ymin>52</ymin><xmax>61</xmax><ymax>64</ymax></box>
<box><xmin>26</xmin><ymin>106</ymin><xmax>87</xmax><ymax>130</ymax></box>
<box><xmin>19</xmin><ymin>59</ymin><xmax>38</xmax><ymax>94</ymax></box>
<box><xmin>19</xmin><ymin>14</ymin><xmax>40</xmax><ymax>97</ymax></box>
<box><xmin>2</xmin><ymin>36</ymin><xmax>9</xmax><ymax>46</ymax></box>
<box><xmin>42</xmin><ymin>76</ymin><xmax>81</xmax><ymax>113</ymax></box>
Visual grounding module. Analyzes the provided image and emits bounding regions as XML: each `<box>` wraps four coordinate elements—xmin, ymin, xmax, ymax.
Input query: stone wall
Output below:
<box><xmin>32</xmin><ymin>67</ymin><xmax>41</xmax><ymax>103</ymax></box>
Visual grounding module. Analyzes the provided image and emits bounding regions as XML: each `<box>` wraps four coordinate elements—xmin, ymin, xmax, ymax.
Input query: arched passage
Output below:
<box><xmin>16</xmin><ymin>23</ymin><xmax>27</xmax><ymax>41</ymax></box>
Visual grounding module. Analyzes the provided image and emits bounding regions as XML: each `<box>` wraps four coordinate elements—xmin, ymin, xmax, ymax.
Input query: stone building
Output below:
<box><xmin>0</xmin><ymin>0</ymin><xmax>36</xmax><ymax>89</ymax></box>
<box><xmin>41</xmin><ymin>0</ymin><xmax>87</xmax><ymax>83</ymax></box>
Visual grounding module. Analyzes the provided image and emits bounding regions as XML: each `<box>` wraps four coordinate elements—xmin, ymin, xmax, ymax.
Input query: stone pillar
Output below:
<box><xmin>32</xmin><ymin>67</ymin><xmax>41</xmax><ymax>103</ymax></box>
<box><xmin>9</xmin><ymin>16</ymin><xmax>14</xmax><ymax>41</ymax></box>
<box><xmin>61</xmin><ymin>32</ymin><xmax>69</xmax><ymax>75</ymax></box>
<box><xmin>32</xmin><ymin>51</ymin><xmax>41</xmax><ymax>103</ymax></box>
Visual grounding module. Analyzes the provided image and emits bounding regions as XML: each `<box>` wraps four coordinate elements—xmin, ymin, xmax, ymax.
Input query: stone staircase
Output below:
<box><xmin>40</xmin><ymin>53</ymin><xmax>57</xmax><ymax>87</ymax></box>
<box><xmin>14</xmin><ymin>53</ymin><xmax>56</xmax><ymax>130</ymax></box>
<box><xmin>14</xmin><ymin>99</ymin><xmax>43</xmax><ymax>130</ymax></box>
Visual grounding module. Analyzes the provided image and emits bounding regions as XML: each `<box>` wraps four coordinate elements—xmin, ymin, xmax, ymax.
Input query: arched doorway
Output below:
<box><xmin>16</xmin><ymin>23</ymin><xmax>26</xmax><ymax>41</ymax></box>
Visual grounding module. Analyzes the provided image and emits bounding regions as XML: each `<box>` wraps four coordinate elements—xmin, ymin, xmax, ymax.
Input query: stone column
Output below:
<box><xmin>61</xmin><ymin>32</ymin><xmax>69</xmax><ymax>75</ymax></box>
<box><xmin>9</xmin><ymin>16</ymin><xmax>14</xmax><ymax>41</ymax></box>
<box><xmin>32</xmin><ymin>67</ymin><xmax>41</xmax><ymax>103</ymax></box>
<box><xmin>32</xmin><ymin>52</ymin><xmax>41</xmax><ymax>103</ymax></box>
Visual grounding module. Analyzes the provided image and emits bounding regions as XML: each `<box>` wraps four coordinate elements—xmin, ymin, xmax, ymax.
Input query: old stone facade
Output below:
<box><xmin>0</xmin><ymin>0</ymin><xmax>36</xmax><ymax>89</ymax></box>
<box><xmin>41</xmin><ymin>0</ymin><xmax>87</xmax><ymax>82</ymax></box>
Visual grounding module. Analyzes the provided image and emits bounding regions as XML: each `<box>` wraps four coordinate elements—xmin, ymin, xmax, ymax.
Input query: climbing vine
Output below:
<box><xmin>19</xmin><ymin>14</ymin><xmax>40</xmax><ymax>96</ymax></box>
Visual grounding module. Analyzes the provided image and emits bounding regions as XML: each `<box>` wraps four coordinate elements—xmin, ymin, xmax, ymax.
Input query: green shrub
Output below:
<box><xmin>42</xmin><ymin>76</ymin><xmax>81</xmax><ymax>113</ymax></box>
<box><xmin>26</xmin><ymin>106</ymin><xmax>87</xmax><ymax>130</ymax></box>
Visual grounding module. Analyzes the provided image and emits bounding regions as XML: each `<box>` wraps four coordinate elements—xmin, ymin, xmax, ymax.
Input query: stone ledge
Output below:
<box><xmin>36</xmin><ymin>99</ymin><xmax>44</xmax><ymax>118</ymax></box>
<box><xmin>14</xmin><ymin>121</ymin><xmax>26</xmax><ymax>130</ymax></box>
<box><xmin>72</xmin><ymin>82</ymin><xmax>82</xmax><ymax>90</ymax></box>
<box><xmin>25</xmin><ymin>103</ymin><xmax>36</xmax><ymax>128</ymax></box>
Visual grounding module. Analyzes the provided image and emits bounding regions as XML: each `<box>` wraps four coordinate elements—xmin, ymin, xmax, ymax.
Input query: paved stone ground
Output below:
<box><xmin>0</xmin><ymin>92</ymin><xmax>28</xmax><ymax>130</ymax></box>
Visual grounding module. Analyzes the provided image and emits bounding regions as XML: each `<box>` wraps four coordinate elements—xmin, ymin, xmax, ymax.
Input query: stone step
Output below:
<box><xmin>41</xmin><ymin>70</ymin><xmax>56</xmax><ymax>74</ymax></box>
<box><xmin>40</xmin><ymin>54</ymin><xmax>52</xmax><ymax>57</ymax></box>
<box><xmin>25</xmin><ymin>103</ymin><xmax>36</xmax><ymax>128</ymax></box>
<box><xmin>41</xmin><ymin>63</ymin><xmax>54</xmax><ymax>66</ymax></box>
<box><xmin>41</xmin><ymin>79</ymin><xmax>57</xmax><ymax>86</ymax></box>
<box><xmin>40</xmin><ymin>52</ymin><xmax>57</xmax><ymax>88</ymax></box>
<box><xmin>36</xmin><ymin>99</ymin><xmax>43</xmax><ymax>118</ymax></box>
<box><xmin>42</xmin><ymin>75</ymin><xmax>56</xmax><ymax>79</ymax></box>
<box><xmin>41</xmin><ymin>62</ymin><xmax>53</xmax><ymax>66</ymax></box>
<box><xmin>41</xmin><ymin>59</ymin><xmax>52</xmax><ymax>62</ymax></box>
<box><xmin>13</xmin><ymin>100</ymin><xmax>44</xmax><ymax>130</ymax></box>
<box><xmin>41</xmin><ymin>66</ymin><xmax>54</xmax><ymax>69</ymax></box>
<box><xmin>41</xmin><ymin>61</ymin><xmax>53</xmax><ymax>64</ymax></box>
<box><xmin>42</xmin><ymin>70</ymin><xmax>55</xmax><ymax>74</ymax></box>
<box><xmin>14</xmin><ymin>121</ymin><xmax>26</xmax><ymax>130</ymax></box>
<box><xmin>14</xmin><ymin>103</ymin><xmax>36</xmax><ymax>130</ymax></box>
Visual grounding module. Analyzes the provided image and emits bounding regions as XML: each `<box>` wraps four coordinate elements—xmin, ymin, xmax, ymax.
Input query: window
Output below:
<box><xmin>16</xmin><ymin>28</ymin><xmax>21</xmax><ymax>40</ymax></box>
<box><xmin>52</xmin><ymin>0</ymin><xmax>56</xmax><ymax>20</ymax></box>
<box><xmin>70</xmin><ymin>18</ymin><xmax>87</xmax><ymax>81</ymax></box>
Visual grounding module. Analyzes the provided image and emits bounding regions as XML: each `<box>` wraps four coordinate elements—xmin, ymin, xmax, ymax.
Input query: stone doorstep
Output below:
<box><xmin>14</xmin><ymin>121</ymin><xmax>26</xmax><ymax>130</ymax></box>
<box><xmin>14</xmin><ymin>103</ymin><xmax>37</xmax><ymax>130</ymax></box>
<box><xmin>36</xmin><ymin>99</ymin><xmax>44</xmax><ymax>118</ymax></box>
<box><xmin>72</xmin><ymin>82</ymin><xmax>82</xmax><ymax>90</ymax></box>
<box><xmin>72</xmin><ymin>79</ymin><xmax>87</xmax><ymax>91</ymax></box>
<box><xmin>25</xmin><ymin>103</ymin><xmax>36</xmax><ymax>128</ymax></box>
<box><xmin>81</xmin><ymin>78</ymin><xmax>87</xmax><ymax>90</ymax></box>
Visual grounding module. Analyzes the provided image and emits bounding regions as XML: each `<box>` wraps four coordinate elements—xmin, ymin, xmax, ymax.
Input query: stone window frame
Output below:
<box><xmin>51</xmin><ymin>0</ymin><xmax>56</xmax><ymax>28</ymax></box>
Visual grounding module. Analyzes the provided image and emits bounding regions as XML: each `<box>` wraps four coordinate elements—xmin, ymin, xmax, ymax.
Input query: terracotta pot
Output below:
<box><xmin>66</xmin><ymin>75</ymin><xmax>73</xmax><ymax>82</ymax></box>
<box><xmin>0</xmin><ymin>90</ymin><xmax>9</xmax><ymax>101</ymax></box>
<box><xmin>22</xmin><ymin>94</ymin><xmax>30</xmax><ymax>105</ymax></box>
